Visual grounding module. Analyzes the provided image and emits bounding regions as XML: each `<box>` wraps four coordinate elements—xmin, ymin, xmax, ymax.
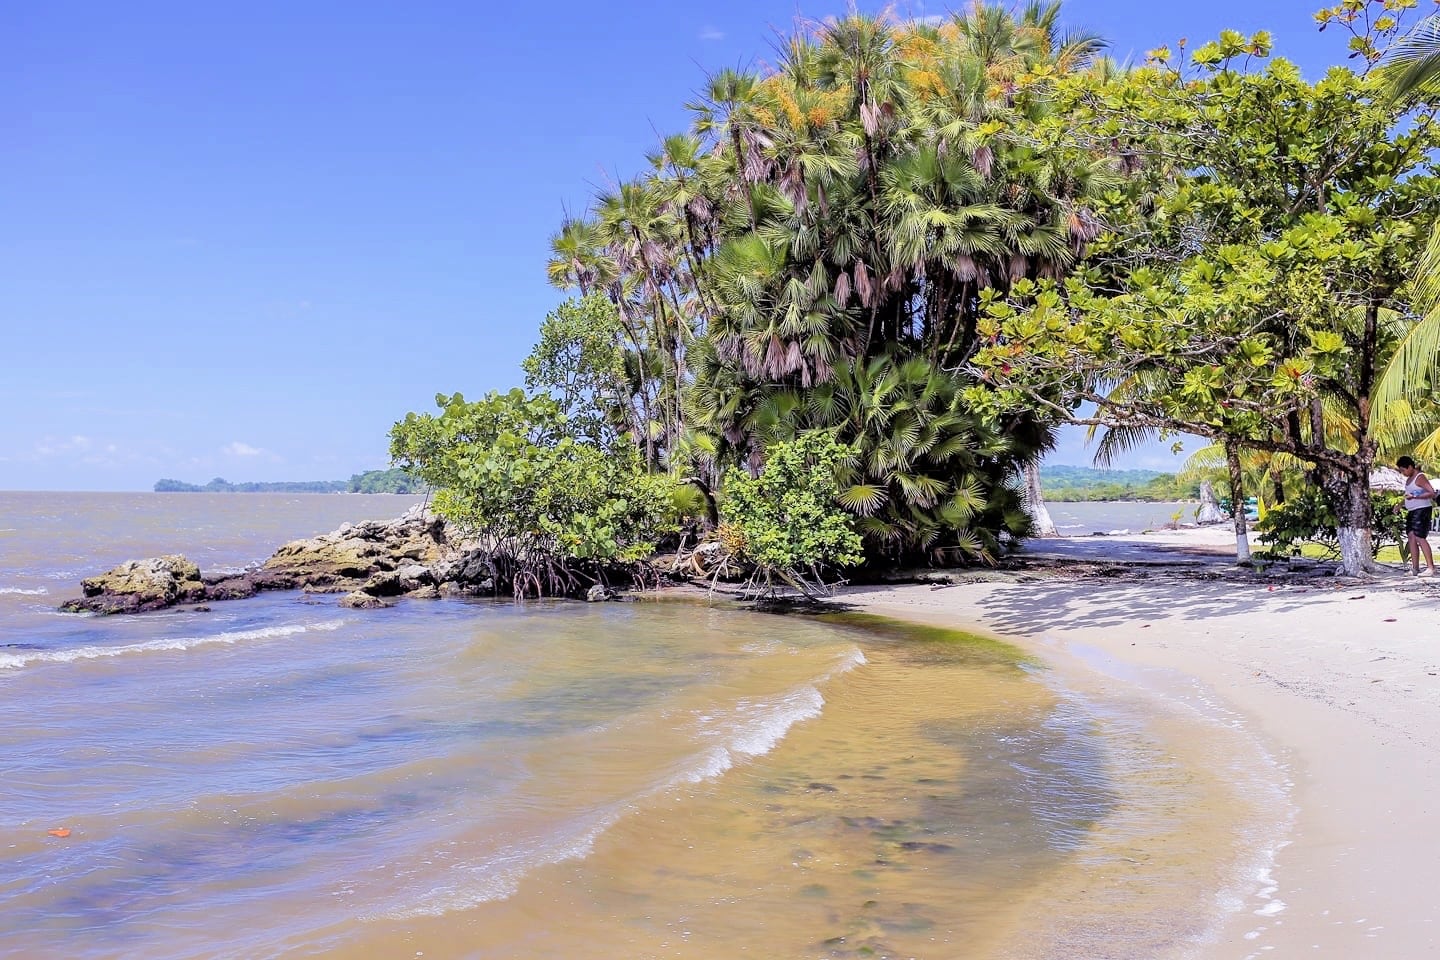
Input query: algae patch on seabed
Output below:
<box><xmin>812</xmin><ymin>608</ymin><xmax>1041</xmax><ymax>669</ymax></box>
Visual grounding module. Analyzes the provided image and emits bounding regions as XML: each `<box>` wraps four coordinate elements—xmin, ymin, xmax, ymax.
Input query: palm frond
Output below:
<box><xmin>1091</xmin><ymin>424</ymin><xmax>1156</xmax><ymax>468</ymax></box>
<box><xmin>838</xmin><ymin>483</ymin><xmax>889</xmax><ymax>516</ymax></box>
<box><xmin>1379</xmin><ymin>16</ymin><xmax>1440</xmax><ymax>102</ymax></box>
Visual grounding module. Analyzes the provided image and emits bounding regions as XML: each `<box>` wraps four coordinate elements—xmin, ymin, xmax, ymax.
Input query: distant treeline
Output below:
<box><xmin>1040</xmin><ymin>466</ymin><xmax>1196</xmax><ymax>502</ymax></box>
<box><xmin>154</xmin><ymin>468</ymin><xmax>427</xmax><ymax>495</ymax></box>
<box><xmin>347</xmin><ymin>468</ymin><xmax>428</xmax><ymax>494</ymax></box>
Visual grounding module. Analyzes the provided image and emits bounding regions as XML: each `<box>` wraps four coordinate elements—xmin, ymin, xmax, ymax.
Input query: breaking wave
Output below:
<box><xmin>0</xmin><ymin>620</ymin><xmax>347</xmax><ymax>671</ymax></box>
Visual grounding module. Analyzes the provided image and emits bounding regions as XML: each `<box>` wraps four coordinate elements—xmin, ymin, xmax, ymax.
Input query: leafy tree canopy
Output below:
<box><xmin>972</xmin><ymin>12</ymin><xmax>1440</xmax><ymax>573</ymax></box>
<box><xmin>522</xmin><ymin>294</ymin><xmax>634</xmax><ymax>450</ymax></box>
<box><xmin>348</xmin><ymin>468</ymin><xmax>427</xmax><ymax>494</ymax></box>
<box><xmin>390</xmin><ymin>390</ymin><xmax>675</xmax><ymax>595</ymax></box>
<box><xmin>154</xmin><ymin>477</ymin><xmax>349</xmax><ymax>493</ymax></box>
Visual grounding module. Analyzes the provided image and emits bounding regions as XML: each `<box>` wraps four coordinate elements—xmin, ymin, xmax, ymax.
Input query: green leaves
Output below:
<box><xmin>981</xmin><ymin>20</ymin><xmax>1440</xmax><ymax>433</ymax></box>
<box><xmin>522</xmin><ymin>294</ymin><xmax>632</xmax><ymax>450</ymax></box>
<box><xmin>721</xmin><ymin>432</ymin><xmax>864</xmax><ymax>576</ymax></box>
<box><xmin>389</xmin><ymin>390</ymin><xmax>676</xmax><ymax>570</ymax></box>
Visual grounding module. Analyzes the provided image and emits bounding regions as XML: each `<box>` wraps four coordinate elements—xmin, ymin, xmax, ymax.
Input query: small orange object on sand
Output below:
<box><xmin>46</xmin><ymin>828</ymin><xmax>70</xmax><ymax>838</ymax></box>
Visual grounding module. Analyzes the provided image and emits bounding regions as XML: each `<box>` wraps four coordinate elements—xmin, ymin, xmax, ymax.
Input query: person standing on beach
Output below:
<box><xmin>1398</xmin><ymin>456</ymin><xmax>1437</xmax><ymax>577</ymax></box>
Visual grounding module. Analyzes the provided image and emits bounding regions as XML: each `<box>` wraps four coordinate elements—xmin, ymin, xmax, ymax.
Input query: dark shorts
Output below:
<box><xmin>1406</xmin><ymin>507</ymin><xmax>1433</xmax><ymax>539</ymax></box>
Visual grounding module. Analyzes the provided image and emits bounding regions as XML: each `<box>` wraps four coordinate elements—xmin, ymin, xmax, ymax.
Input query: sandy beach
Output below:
<box><xmin>845</xmin><ymin>525</ymin><xmax>1440</xmax><ymax>959</ymax></box>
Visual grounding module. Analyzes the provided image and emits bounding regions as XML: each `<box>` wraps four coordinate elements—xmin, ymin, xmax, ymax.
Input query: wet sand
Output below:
<box><xmin>848</xmin><ymin>525</ymin><xmax>1440</xmax><ymax>958</ymax></box>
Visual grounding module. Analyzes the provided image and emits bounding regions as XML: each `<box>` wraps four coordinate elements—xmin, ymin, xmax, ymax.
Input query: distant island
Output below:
<box><xmin>1040</xmin><ymin>466</ymin><xmax>1196</xmax><ymax>502</ymax></box>
<box><xmin>154</xmin><ymin>468</ymin><xmax>427</xmax><ymax>495</ymax></box>
<box><xmin>154</xmin><ymin>465</ymin><xmax>1188</xmax><ymax>501</ymax></box>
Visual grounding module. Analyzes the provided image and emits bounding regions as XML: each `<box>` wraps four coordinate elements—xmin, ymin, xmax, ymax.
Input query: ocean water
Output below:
<box><xmin>1045</xmin><ymin>500</ymin><xmax>1199</xmax><ymax>536</ymax></box>
<box><xmin>0</xmin><ymin>493</ymin><xmax>1284</xmax><ymax>959</ymax></box>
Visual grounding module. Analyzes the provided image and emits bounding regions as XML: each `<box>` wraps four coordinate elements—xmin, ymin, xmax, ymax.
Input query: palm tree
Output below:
<box><xmin>553</xmin><ymin>3</ymin><xmax>1107</xmax><ymax>561</ymax></box>
<box><xmin>1380</xmin><ymin>15</ymin><xmax>1440</xmax><ymax>102</ymax></box>
<box><xmin>1370</xmin><ymin>237</ymin><xmax>1440</xmax><ymax>464</ymax></box>
<box><xmin>1355</xmin><ymin>8</ymin><xmax>1440</xmax><ymax>470</ymax></box>
<box><xmin>546</xmin><ymin>218</ymin><xmax>610</xmax><ymax>295</ymax></box>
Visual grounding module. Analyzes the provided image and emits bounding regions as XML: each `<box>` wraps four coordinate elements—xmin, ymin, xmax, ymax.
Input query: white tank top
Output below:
<box><xmin>1406</xmin><ymin>474</ymin><xmax>1432</xmax><ymax>511</ymax></box>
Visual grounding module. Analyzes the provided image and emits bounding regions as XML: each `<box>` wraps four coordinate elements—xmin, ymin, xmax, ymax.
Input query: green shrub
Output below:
<box><xmin>720</xmin><ymin>433</ymin><xmax>864</xmax><ymax>597</ymax></box>
<box><xmin>390</xmin><ymin>389</ymin><xmax>677</xmax><ymax>595</ymax></box>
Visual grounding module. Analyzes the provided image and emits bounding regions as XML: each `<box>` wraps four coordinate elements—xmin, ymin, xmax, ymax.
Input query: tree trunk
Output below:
<box><xmin>1226</xmin><ymin>444</ymin><xmax>1251</xmax><ymax>563</ymax></box>
<box><xmin>682</xmin><ymin>476</ymin><xmax>720</xmax><ymax>530</ymax></box>
<box><xmin>1317</xmin><ymin>463</ymin><xmax>1376</xmax><ymax>577</ymax></box>
<box><xmin>1196</xmin><ymin>481</ymin><xmax>1226</xmax><ymax>524</ymax></box>
<box><xmin>1022</xmin><ymin>462</ymin><xmax>1059</xmax><ymax>538</ymax></box>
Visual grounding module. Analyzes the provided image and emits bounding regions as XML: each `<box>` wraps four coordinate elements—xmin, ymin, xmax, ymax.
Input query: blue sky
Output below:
<box><xmin>4</xmin><ymin>0</ymin><xmax>1339</xmax><ymax>490</ymax></box>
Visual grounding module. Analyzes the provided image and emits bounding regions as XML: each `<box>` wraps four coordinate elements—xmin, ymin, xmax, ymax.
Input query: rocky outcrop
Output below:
<box><xmin>339</xmin><ymin>590</ymin><xmax>396</xmax><ymax>609</ymax></box>
<box><xmin>262</xmin><ymin>505</ymin><xmax>449</xmax><ymax>590</ymax></box>
<box><xmin>59</xmin><ymin>506</ymin><xmax>500</xmax><ymax>615</ymax></box>
<box><xmin>61</xmin><ymin>556</ymin><xmax>207</xmax><ymax>615</ymax></box>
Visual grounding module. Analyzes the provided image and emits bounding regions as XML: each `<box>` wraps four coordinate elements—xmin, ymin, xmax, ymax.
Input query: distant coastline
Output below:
<box><xmin>1040</xmin><ymin>465</ymin><xmax>1195</xmax><ymax>503</ymax></box>
<box><xmin>154</xmin><ymin>468</ymin><xmax>426</xmax><ymax>495</ymax></box>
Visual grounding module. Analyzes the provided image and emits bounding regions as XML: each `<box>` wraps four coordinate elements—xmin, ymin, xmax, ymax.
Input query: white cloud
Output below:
<box><xmin>32</xmin><ymin>435</ymin><xmax>93</xmax><ymax>458</ymax></box>
<box><xmin>222</xmin><ymin>441</ymin><xmax>264</xmax><ymax>457</ymax></box>
<box><xmin>13</xmin><ymin>434</ymin><xmax>150</xmax><ymax>468</ymax></box>
<box><xmin>699</xmin><ymin>25</ymin><xmax>725</xmax><ymax>41</ymax></box>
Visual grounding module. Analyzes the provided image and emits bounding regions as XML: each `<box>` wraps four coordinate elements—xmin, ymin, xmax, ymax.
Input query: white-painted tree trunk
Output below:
<box><xmin>1022</xmin><ymin>462</ymin><xmax>1059</xmax><ymax>538</ymax></box>
<box><xmin>1318</xmin><ymin>464</ymin><xmax>1378</xmax><ymax>577</ymax></box>
<box><xmin>1337</xmin><ymin>526</ymin><xmax>1377</xmax><ymax>577</ymax></box>
<box><xmin>1196</xmin><ymin>481</ymin><xmax>1226</xmax><ymax>525</ymax></box>
<box><xmin>1226</xmin><ymin>444</ymin><xmax>1251</xmax><ymax>565</ymax></box>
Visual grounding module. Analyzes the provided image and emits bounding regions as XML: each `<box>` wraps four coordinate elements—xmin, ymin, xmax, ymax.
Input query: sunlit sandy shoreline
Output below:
<box><xmin>843</xmin><ymin>528</ymin><xmax>1440</xmax><ymax>957</ymax></box>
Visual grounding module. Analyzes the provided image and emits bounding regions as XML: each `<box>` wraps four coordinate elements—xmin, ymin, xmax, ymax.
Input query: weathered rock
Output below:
<box><xmin>396</xmin><ymin>563</ymin><xmax>432</xmax><ymax>584</ymax></box>
<box><xmin>61</xmin><ymin>506</ymin><xmax>491</xmax><ymax>615</ymax></box>
<box><xmin>301</xmin><ymin>581</ymin><xmax>362</xmax><ymax>595</ymax></box>
<box><xmin>431</xmin><ymin>549</ymin><xmax>492</xmax><ymax>587</ymax></box>
<box><xmin>361</xmin><ymin>571</ymin><xmax>413</xmax><ymax>597</ymax></box>
<box><xmin>60</xmin><ymin>593</ymin><xmax>143</xmax><ymax>616</ymax></box>
<box><xmin>204</xmin><ymin>568</ymin><xmax>300</xmax><ymax>601</ymax></box>
<box><xmin>339</xmin><ymin>590</ymin><xmax>396</xmax><ymax>609</ymax></box>
<box><xmin>61</xmin><ymin>555</ymin><xmax>206</xmax><ymax>614</ymax></box>
<box><xmin>405</xmin><ymin>584</ymin><xmax>440</xmax><ymax>600</ymax></box>
<box><xmin>439</xmin><ymin>577</ymin><xmax>494</xmax><ymax>597</ymax></box>
<box><xmin>263</xmin><ymin>505</ymin><xmax>449</xmax><ymax>589</ymax></box>
<box><xmin>204</xmin><ymin>577</ymin><xmax>258</xmax><ymax>602</ymax></box>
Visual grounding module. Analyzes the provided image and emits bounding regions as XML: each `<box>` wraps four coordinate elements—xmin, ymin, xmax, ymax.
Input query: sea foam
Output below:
<box><xmin>0</xmin><ymin>620</ymin><xmax>347</xmax><ymax>671</ymax></box>
<box><xmin>384</xmin><ymin>809</ymin><xmax>623</xmax><ymax>919</ymax></box>
<box><xmin>0</xmin><ymin>587</ymin><xmax>48</xmax><ymax>596</ymax></box>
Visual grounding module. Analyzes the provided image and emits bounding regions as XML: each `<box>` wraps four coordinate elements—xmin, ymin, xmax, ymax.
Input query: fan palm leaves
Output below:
<box><xmin>546</xmin><ymin>218</ymin><xmax>612</xmax><ymax>296</ymax></box>
<box><xmin>709</xmin><ymin>352</ymin><xmax>1032</xmax><ymax>562</ymax></box>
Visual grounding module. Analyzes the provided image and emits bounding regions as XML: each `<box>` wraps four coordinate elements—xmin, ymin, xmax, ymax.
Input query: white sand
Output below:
<box><xmin>842</xmin><ymin>527</ymin><xmax>1440</xmax><ymax>958</ymax></box>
